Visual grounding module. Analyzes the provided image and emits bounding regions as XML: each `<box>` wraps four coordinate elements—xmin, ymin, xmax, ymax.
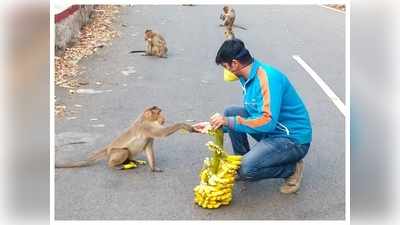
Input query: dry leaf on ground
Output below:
<box><xmin>55</xmin><ymin>5</ymin><xmax>121</xmax><ymax>89</ymax></box>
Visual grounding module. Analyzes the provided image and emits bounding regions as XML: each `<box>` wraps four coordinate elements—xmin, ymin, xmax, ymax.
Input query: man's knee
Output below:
<box><xmin>238</xmin><ymin>161</ymin><xmax>257</xmax><ymax>181</ymax></box>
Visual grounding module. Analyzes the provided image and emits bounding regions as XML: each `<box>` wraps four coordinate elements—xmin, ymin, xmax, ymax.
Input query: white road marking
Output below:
<box><xmin>293</xmin><ymin>55</ymin><xmax>346</xmax><ymax>116</ymax></box>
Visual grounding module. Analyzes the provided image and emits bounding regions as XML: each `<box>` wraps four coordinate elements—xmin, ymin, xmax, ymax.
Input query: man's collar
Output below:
<box><xmin>247</xmin><ymin>59</ymin><xmax>260</xmax><ymax>81</ymax></box>
<box><xmin>239</xmin><ymin>59</ymin><xmax>259</xmax><ymax>85</ymax></box>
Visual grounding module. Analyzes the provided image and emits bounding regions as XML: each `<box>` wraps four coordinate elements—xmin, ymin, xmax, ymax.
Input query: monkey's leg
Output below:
<box><xmin>143</xmin><ymin>43</ymin><xmax>152</xmax><ymax>56</ymax></box>
<box><xmin>158</xmin><ymin>50</ymin><xmax>168</xmax><ymax>58</ymax></box>
<box><xmin>156</xmin><ymin>49</ymin><xmax>162</xmax><ymax>58</ymax></box>
<box><xmin>162</xmin><ymin>47</ymin><xmax>168</xmax><ymax>58</ymax></box>
<box><xmin>144</xmin><ymin>140</ymin><xmax>162</xmax><ymax>172</ymax></box>
<box><xmin>107</xmin><ymin>148</ymin><xmax>130</xmax><ymax>170</ymax></box>
<box><xmin>151</xmin><ymin>46</ymin><xmax>159</xmax><ymax>57</ymax></box>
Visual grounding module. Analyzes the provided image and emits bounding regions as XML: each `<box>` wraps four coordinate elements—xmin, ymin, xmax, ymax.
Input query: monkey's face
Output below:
<box><xmin>223</xmin><ymin>6</ymin><xmax>229</xmax><ymax>13</ymax></box>
<box><xmin>144</xmin><ymin>36</ymin><xmax>152</xmax><ymax>42</ymax></box>
<box><xmin>158</xmin><ymin>113</ymin><xmax>166</xmax><ymax>125</ymax></box>
<box><xmin>144</xmin><ymin>30</ymin><xmax>153</xmax><ymax>41</ymax></box>
<box><xmin>143</xmin><ymin>106</ymin><xmax>165</xmax><ymax>125</ymax></box>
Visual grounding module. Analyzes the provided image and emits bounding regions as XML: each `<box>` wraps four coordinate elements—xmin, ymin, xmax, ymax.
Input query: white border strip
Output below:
<box><xmin>345</xmin><ymin>1</ymin><xmax>350</xmax><ymax>221</ymax></box>
<box><xmin>51</xmin><ymin>2</ymin><xmax>349</xmax><ymax>224</ymax></box>
<box><xmin>50</xmin><ymin>0</ymin><xmax>55</xmax><ymax>222</ymax></box>
<box><xmin>58</xmin><ymin>0</ymin><xmax>348</xmax><ymax>5</ymax></box>
<box><xmin>292</xmin><ymin>55</ymin><xmax>346</xmax><ymax>116</ymax></box>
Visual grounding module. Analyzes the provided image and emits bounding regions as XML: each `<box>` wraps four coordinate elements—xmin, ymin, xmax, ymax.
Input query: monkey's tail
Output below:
<box><xmin>88</xmin><ymin>148</ymin><xmax>107</xmax><ymax>160</ymax></box>
<box><xmin>55</xmin><ymin>160</ymin><xmax>96</xmax><ymax>168</ymax></box>
<box><xmin>55</xmin><ymin>148</ymin><xmax>107</xmax><ymax>168</ymax></box>
<box><xmin>233</xmin><ymin>24</ymin><xmax>247</xmax><ymax>30</ymax></box>
<box><xmin>129</xmin><ymin>50</ymin><xmax>146</xmax><ymax>54</ymax></box>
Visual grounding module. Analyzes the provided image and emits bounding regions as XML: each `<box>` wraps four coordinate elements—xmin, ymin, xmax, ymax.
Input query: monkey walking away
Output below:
<box><xmin>219</xmin><ymin>6</ymin><xmax>247</xmax><ymax>30</ymax></box>
<box><xmin>55</xmin><ymin>106</ymin><xmax>196</xmax><ymax>172</ymax></box>
<box><xmin>129</xmin><ymin>30</ymin><xmax>168</xmax><ymax>58</ymax></box>
<box><xmin>220</xmin><ymin>6</ymin><xmax>235</xmax><ymax>30</ymax></box>
<box><xmin>220</xmin><ymin>6</ymin><xmax>236</xmax><ymax>40</ymax></box>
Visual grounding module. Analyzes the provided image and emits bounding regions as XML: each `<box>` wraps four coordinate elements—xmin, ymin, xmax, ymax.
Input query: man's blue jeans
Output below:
<box><xmin>224</xmin><ymin>106</ymin><xmax>310</xmax><ymax>181</ymax></box>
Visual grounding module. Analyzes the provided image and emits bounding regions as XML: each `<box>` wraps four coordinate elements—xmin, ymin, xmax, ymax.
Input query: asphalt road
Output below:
<box><xmin>55</xmin><ymin>5</ymin><xmax>345</xmax><ymax>220</ymax></box>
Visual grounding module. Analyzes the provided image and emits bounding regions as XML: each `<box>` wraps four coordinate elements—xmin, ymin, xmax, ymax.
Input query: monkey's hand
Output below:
<box><xmin>179</xmin><ymin>123</ymin><xmax>197</xmax><ymax>133</ymax></box>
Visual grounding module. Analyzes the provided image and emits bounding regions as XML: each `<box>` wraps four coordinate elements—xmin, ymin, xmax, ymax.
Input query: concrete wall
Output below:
<box><xmin>55</xmin><ymin>5</ymin><xmax>95</xmax><ymax>56</ymax></box>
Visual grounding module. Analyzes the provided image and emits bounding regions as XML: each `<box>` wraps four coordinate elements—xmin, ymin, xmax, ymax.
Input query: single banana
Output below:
<box><xmin>200</xmin><ymin>170</ymin><xmax>209</xmax><ymax>183</ymax></box>
<box><xmin>133</xmin><ymin>159</ymin><xmax>147</xmax><ymax>165</ymax></box>
<box><xmin>121</xmin><ymin>161</ymin><xmax>137</xmax><ymax>170</ymax></box>
<box><xmin>225</xmin><ymin>154</ymin><xmax>242</xmax><ymax>161</ymax></box>
<box><xmin>227</xmin><ymin>160</ymin><xmax>241</xmax><ymax>166</ymax></box>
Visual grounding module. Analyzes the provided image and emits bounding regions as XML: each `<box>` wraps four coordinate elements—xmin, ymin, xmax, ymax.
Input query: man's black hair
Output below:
<box><xmin>215</xmin><ymin>38</ymin><xmax>253</xmax><ymax>66</ymax></box>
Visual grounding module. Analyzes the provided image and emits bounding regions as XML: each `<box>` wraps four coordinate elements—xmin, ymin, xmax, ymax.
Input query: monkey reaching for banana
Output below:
<box><xmin>55</xmin><ymin>106</ymin><xmax>196</xmax><ymax>172</ymax></box>
<box><xmin>129</xmin><ymin>30</ymin><xmax>168</xmax><ymax>58</ymax></box>
<box><xmin>220</xmin><ymin>6</ymin><xmax>236</xmax><ymax>40</ymax></box>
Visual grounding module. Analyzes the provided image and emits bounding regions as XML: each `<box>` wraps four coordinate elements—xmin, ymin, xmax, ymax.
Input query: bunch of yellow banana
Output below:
<box><xmin>193</xmin><ymin>128</ymin><xmax>242</xmax><ymax>209</ymax></box>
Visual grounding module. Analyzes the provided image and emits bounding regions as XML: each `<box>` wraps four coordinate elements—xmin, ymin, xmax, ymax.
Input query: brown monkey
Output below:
<box><xmin>129</xmin><ymin>30</ymin><xmax>168</xmax><ymax>58</ymax></box>
<box><xmin>55</xmin><ymin>106</ymin><xmax>195</xmax><ymax>172</ymax></box>
<box><xmin>220</xmin><ymin>6</ymin><xmax>236</xmax><ymax>30</ymax></box>
<box><xmin>219</xmin><ymin>6</ymin><xmax>247</xmax><ymax>30</ymax></box>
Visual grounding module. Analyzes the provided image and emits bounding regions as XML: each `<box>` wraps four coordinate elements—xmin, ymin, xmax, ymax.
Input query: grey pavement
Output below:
<box><xmin>55</xmin><ymin>5</ymin><xmax>345</xmax><ymax>220</ymax></box>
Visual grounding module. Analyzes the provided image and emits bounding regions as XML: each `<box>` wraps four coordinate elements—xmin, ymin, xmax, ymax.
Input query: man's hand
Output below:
<box><xmin>192</xmin><ymin>122</ymin><xmax>211</xmax><ymax>134</ymax></box>
<box><xmin>210</xmin><ymin>113</ymin><xmax>227</xmax><ymax>129</ymax></box>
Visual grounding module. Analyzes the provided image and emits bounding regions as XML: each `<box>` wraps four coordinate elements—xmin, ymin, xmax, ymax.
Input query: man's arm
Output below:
<box><xmin>225</xmin><ymin>68</ymin><xmax>283</xmax><ymax>134</ymax></box>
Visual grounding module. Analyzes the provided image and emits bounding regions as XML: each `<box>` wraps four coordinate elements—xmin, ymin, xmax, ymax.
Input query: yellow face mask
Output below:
<box><xmin>223</xmin><ymin>68</ymin><xmax>239</xmax><ymax>82</ymax></box>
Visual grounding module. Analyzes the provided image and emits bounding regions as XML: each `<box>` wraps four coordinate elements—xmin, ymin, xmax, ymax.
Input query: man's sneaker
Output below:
<box><xmin>280</xmin><ymin>160</ymin><xmax>304</xmax><ymax>194</ymax></box>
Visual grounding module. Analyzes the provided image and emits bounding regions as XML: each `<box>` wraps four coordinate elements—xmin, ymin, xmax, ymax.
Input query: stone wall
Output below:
<box><xmin>55</xmin><ymin>5</ymin><xmax>94</xmax><ymax>56</ymax></box>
